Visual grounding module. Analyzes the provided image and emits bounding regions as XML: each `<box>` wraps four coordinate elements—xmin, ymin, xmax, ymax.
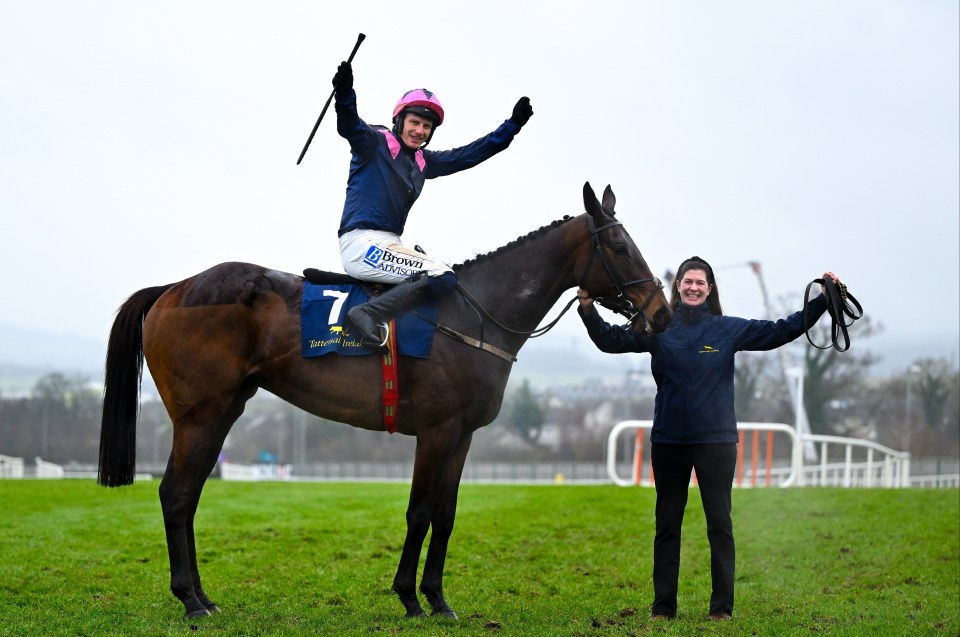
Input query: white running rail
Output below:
<box><xmin>607</xmin><ymin>420</ymin><xmax>911</xmax><ymax>488</ymax></box>
<box><xmin>0</xmin><ymin>454</ymin><xmax>25</xmax><ymax>478</ymax></box>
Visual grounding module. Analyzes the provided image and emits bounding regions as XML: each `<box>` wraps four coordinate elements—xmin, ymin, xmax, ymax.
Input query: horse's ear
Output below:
<box><xmin>583</xmin><ymin>182</ymin><xmax>601</xmax><ymax>217</ymax></box>
<box><xmin>602</xmin><ymin>185</ymin><xmax>616</xmax><ymax>216</ymax></box>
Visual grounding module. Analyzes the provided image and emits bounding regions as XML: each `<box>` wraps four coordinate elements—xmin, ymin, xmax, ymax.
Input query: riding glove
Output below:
<box><xmin>332</xmin><ymin>61</ymin><xmax>353</xmax><ymax>96</ymax></box>
<box><xmin>510</xmin><ymin>96</ymin><xmax>533</xmax><ymax>127</ymax></box>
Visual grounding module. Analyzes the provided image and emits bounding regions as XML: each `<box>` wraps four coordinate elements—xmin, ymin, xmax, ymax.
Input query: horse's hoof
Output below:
<box><xmin>432</xmin><ymin>608</ymin><xmax>459</xmax><ymax>620</ymax></box>
<box><xmin>394</xmin><ymin>583</ymin><xmax>427</xmax><ymax>618</ymax></box>
<box><xmin>423</xmin><ymin>591</ymin><xmax>457</xmax><ymax>620</ymax></box>
<box><xmin>184</xmin><ymin>608</ymin><xmax>212</xmax><ymax>620</ymax></box>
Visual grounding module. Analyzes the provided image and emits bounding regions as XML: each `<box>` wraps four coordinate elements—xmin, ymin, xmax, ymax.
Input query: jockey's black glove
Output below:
<box><xmin>510</xmin><ymin>96</ymin><xmax>533</xmax><ymax>127</ymax></box>
<box><xmin>332</xmin><ymin>61</ymin><xmax>353</xmax><ymax>96</ymax></box>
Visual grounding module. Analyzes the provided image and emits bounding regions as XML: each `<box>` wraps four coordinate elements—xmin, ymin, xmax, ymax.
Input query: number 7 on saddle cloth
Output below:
<box><xmin>300</xmin><ymin>282</ymin><xmax>437</xmax><ymax>359</ymax></box>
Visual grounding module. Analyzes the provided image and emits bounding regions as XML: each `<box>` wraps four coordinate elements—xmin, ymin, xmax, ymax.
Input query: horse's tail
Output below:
<box><xmin>98</xmin><ymin>284</ymin><xmax>171</xmax><ymax>487</ymax></box>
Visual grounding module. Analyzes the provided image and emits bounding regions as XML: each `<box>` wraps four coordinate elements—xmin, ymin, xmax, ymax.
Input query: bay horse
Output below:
<box><xmin>98</xmin><ymin>182</ymin><xmax>672</xmax><ymax>620</ymax></box>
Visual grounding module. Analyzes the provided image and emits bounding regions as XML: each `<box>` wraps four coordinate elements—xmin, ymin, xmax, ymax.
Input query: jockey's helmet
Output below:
<box><xmin>392</xmin><ymin>88</ymin><xmax>444</xmax><ymax>130</ymax></box>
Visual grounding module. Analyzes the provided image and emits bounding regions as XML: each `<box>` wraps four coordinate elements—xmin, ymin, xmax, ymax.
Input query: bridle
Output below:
<box><xmin>431</xmin><ymin>213</ymin><xmax>665</xmax><ymax>361</ymax></box>
<box><xmin>579</xmin><ymin>214</ymin><xmax>663</xmax><ymax>329</ymax></box>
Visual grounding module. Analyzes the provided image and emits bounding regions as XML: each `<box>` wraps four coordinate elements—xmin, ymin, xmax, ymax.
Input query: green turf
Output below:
<box><xmin>0</xmin><ymin>480</ymin><xmax>956</xmax><ymax>636</ymax></box>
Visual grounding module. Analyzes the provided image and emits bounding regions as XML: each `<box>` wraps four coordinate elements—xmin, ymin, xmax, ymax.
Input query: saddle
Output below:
<box><xmin>304</xmin><ymin>267</ymin><xmax>383</xmax><ymax>290</ymax></box>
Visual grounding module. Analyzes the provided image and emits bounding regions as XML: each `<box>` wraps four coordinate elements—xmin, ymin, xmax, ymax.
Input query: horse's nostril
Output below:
<box><xmin>655</xmin><ymin>308</ymin><xmax>672</xmax><ymax>327</ymax></box>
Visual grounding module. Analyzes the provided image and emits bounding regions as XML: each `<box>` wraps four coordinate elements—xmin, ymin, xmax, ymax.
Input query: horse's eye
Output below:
<box><xmin>612</xmin><ymin>244</ymin><xmax>629</xmax><ymax>257</ymax></box>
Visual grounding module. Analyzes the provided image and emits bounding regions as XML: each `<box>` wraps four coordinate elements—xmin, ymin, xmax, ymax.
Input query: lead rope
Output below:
<box><xmin>803</xmin><ymin>278</ymin><xmax>863</xmax><ymax>352</ymax></box>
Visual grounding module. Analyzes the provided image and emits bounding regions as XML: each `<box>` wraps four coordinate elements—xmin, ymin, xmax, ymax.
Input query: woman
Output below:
<box><xmin>577</xmin><ymin>256</ymin><xmax>838</xmax><ymax>621</ymax></box>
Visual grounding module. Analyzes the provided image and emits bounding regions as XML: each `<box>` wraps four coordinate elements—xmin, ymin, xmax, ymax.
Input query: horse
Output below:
<box><xmin>98</xmin><ymin>182</ymin><xmax>672</xmax><ymax>620</ymax></box>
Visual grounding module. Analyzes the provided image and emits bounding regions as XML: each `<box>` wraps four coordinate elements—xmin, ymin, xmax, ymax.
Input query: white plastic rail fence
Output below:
<box><xmin>606</xmin><ymin>420</ymin><xmax>911</xmax><ymax>488</ymax></box>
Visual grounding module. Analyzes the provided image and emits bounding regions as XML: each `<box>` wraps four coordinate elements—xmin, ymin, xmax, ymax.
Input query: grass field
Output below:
<box><xmin>0</xmin><ymin>480</ymin><xmax>956</xmax><ymax>636</ymax></box>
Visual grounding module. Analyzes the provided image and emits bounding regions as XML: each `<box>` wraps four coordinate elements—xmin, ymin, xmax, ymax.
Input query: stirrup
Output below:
<box><xmin>359</xmin><ymin>321</ymin><xmax>390</xmax><ymax>351</ymax></box>
<box><xmin>375</xmin><ymin>321</ymin><xmax>390</xmax><ymax>349</ymax></box>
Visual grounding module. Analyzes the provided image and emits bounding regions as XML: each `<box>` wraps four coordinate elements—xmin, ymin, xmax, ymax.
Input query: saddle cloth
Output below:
<box><xmin>300</xmin><ymin>281</ymin><xmax>436</xmax><ymax>359</ymax></box>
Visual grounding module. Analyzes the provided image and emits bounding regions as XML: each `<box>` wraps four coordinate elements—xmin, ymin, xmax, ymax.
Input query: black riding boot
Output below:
<box><xmin>346</xmin><ymin>276</ymin><xmax>436</xmax><ymax>350</ymax></box>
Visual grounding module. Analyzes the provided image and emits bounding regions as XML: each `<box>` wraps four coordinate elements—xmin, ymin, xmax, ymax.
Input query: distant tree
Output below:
<box><xmin>910</xmin><ymin>358</ymin><xmax>960</xmax><ymax>457</ymax></box>
<box><xmin>734</xmin><ymin>351</ymin><xmax>778</xmax><ymax>422</ymax></box>
<box><xmin>800</xmin><ymin>312</ymin><xmax>882</xmax><ymax>435</ymax></box>
<box><xmin>0</xmin><ymin>395</ymin><xmax>31</xmax><ymax>457</ymax></box>
<box><xmin>25</xmin><ymin>372</ymin><xmax>101</xmax><ymax>463</ymax></box>
<box><xmin>505</xmin><ymin>379</ymin><xmax>545</xmax><ymax>445</ymax></box>
<box><xmin>865</xmin><ymin>358</ymin><xmax>960</xmax><ymax>457</ymax></box>
<box><xmin>914</xmin><ymin>358</ymin><xmax>954</xmax><ymax>429</ymax></box>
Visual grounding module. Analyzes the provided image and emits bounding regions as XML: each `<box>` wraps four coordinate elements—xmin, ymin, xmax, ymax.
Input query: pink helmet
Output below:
<box><xmin>392</xmin><ymin>88</ymin><xmax>444</xmax><ymax>126</ymax></box>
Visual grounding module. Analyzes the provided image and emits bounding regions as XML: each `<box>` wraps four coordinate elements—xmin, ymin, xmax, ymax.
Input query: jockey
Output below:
<box><xmin>332</xmin><ymin>60</ymin><xmax>534</xmax><ymax>349</ymax></box>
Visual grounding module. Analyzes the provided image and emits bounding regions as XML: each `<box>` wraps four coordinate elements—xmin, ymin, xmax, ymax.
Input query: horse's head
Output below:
<box><xmin>578</xmin><ymin>182</ymin><xmax>672</xmax><ymax>334</ymax></box>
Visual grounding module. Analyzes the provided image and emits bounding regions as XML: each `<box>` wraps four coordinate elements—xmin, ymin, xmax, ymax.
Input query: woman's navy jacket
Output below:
<box><xmin>579</xmin><ymin>296</ymin><xmax>827</xmax><ymax>445</ymax></box>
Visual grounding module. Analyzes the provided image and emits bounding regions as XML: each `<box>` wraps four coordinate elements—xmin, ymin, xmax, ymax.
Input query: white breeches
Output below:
<box><xmin>338</xmin><ymin>229</ymin><xmax>453</xmax><ymax>284</ymax></box>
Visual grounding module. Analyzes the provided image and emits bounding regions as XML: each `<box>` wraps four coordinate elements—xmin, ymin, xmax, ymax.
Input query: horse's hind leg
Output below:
<box><xmin>160</xmin><ymin>456</ymin><xmax>212</xmax><ymax>618</ymax></box>
<box><xmin>419</xmin><ymin>432</ymin><xmax>473</xmax><ymax>619</ymax></box>
<box><xmin>393</xmin><ymin>425</ymin><xmax>467</xmax><ymax>618</ymax></box>
<box><xmin>160</xmin><ymin>392</ymin><xmax>249</xmax><ymax>618</ymax></box>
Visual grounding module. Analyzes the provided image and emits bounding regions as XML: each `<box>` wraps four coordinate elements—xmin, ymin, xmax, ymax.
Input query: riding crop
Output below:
<box><xmin>296</xmin><ymin>32</ymin><xmax>365</xmax><ymax>165</ymax></box>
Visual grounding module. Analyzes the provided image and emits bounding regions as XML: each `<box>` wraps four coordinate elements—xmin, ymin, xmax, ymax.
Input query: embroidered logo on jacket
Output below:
<box><xmin>699</xmin><ymin>345</ymin><xmax>720</xmax><ymax>354</ymax></box>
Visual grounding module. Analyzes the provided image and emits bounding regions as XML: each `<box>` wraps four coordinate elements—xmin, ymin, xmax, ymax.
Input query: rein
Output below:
<box><xmin>803</xmin><ymin>278</ymin><xmax>863</xmax><ymax>352</ymax></box>
<box><xmin>454</xmin><ymin>284</ymin><xmax>580</xmax><ymax>339</ymax></box>
<box><xmin>426</xmin><ymin>213</ymin><xmax>662</xmax><ymax>361</ymax></box>
<box><xmin>408</xmin><ymin>286</ymin><xmax>573</xmax><ymax>365</ymax></box>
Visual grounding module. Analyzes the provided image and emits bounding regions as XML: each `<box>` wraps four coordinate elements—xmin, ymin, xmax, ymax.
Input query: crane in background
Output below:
<box><xmin>743</xmin><ymin>262</ymin><xmax>818</xmax><ymax>461</ymax></box>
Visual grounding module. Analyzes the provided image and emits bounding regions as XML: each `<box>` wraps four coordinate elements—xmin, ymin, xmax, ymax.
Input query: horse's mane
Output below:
<box><xmin>452</xmin><ymin>215</ymin><xmax>577</xmax><ymax>272</ymax></box>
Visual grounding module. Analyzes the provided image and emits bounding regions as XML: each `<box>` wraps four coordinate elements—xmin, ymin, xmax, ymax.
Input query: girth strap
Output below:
<box><xmin>382</xmin><ymin>319</ymin><xmax>399</xmax><ymax>433</ymax></box>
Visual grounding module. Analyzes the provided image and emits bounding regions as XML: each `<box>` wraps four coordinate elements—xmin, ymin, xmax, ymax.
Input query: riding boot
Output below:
<box><xmin>346</xmin><ymin>275</ymin><xmax>438</xmax><ymax>350</ymax></box>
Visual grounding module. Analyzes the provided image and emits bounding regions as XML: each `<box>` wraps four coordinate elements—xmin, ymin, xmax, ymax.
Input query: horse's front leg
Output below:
<box><xmin>393</xmin><ymin>425</ymin><xmax>461</xmax><ymax>618</ymax></box>
<box><xmin>419</xmin><ymin>432</ymin><xmax>473</xmax><ymax>619</ymax></box>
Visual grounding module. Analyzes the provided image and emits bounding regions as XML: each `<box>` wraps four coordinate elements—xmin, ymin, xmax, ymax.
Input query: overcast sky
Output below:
<box><xmin>1</xmin><ymin>1</ymin><xmax>957</xmax><ymax>377</ymax></box>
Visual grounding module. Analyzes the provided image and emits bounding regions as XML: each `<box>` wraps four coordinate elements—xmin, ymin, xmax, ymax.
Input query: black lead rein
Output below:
<box><xmin>803</xmin><ymin>277</ymin><xmax>863</xmax><ymax>352</ymax></box>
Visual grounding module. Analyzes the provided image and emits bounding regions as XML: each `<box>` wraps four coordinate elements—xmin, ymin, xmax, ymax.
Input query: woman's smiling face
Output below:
<box><xmin>677</xmin><ymin>268</ymin><xmax>711</xmax><ymax>306</ymax></box>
